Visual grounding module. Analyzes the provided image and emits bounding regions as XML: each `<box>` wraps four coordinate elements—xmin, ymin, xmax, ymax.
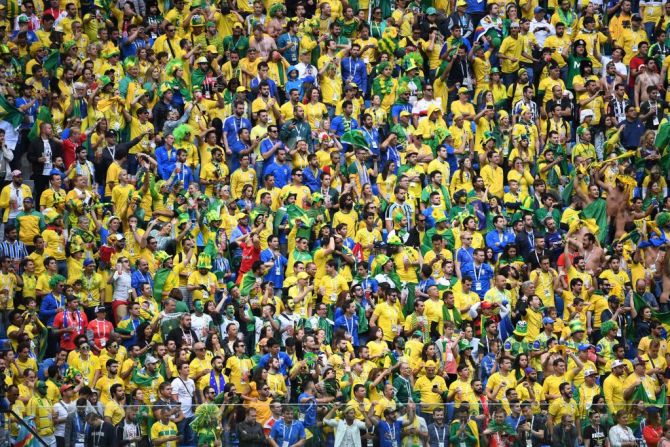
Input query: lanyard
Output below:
<box><xmin>344</xmin><ymin>315</ymin><xmax>354</xmax><ymax>335</ymax></box>
<box><xmin>283</xmin><ymin>422</ymin><xmax>293</xmax><ymax>443</ymax></box>
<box><xmin>386</xmin><ymin>421</ymin><xmax>396</xmax><ymax>441</ymax></box>
<box><xmin>434</xmin><ymin>425</ymin><xmax>447</xmax><ymax>442</ymax></box>
<box><xmin>64</xmin><ymin>310</ymin><xmax>81</xmax><ymax>331</ymax></box>
<box><xmin>95</xmin><ymin>319</ymin><xmax>107</xmax><ymax>341</ymax></box>
<box><xmin>473</xmin><ymin>265</ymin><xmax>482</xmax><ymax>283</ymax></box>
<box><xmin>348</xmin><ymin>58</ymin><xmax>357</xmax><ymax>79</ymax></box>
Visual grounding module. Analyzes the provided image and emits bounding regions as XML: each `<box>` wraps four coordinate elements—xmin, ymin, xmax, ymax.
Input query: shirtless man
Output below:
<box><xmin>565</xmin><ymin>228</ymin><xmax>605</xmax><ymax>276</ymax></box>
<box><xmin>592</xmin><ymin>164</ymin><xmax>636</xmax><ymax>240</ymax></box>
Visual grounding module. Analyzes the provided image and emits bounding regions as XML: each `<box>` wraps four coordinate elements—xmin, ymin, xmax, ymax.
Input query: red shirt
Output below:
<box><xmin>62</xmin><ymin>134</ymin><xmax>86</xmax><ymax>168</ymax></box>
<box><xmin>53</xmin><ymin>309</ymin><xmax>89</xmax><ymax>351</ymax></box>
<box><xmin>239</xmin><ymin>241</ymin><xmax>261</xmax><ymax>276</ymax></box>
<box><xmin>86</xmin><ymin>318</ymin><xmax>114</xmax><ymax>350</ymax></box>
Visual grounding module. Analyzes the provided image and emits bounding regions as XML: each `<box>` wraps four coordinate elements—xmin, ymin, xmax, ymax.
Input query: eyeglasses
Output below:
<box><xmin>81</xmin><ymin>345</ymin><xmax>90</xmax><ymax>350</ymax></box>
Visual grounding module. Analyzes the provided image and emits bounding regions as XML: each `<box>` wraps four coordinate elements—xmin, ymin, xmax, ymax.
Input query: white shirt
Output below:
<box><xmin>54</xmin><ymin>400</ymin><xmax>76</xmax><ymax>437</ymax></box>
<box><xmin>112</xmin><ymin>271</ymin><xmax>132</xmax><ymax>300</ymax></box>
<box><xmin>412</xmin><ymin>98</ymin><xmax>443</xmax><ymax>122</ymax></box>
<box><xmin>42</xmin><ymin>138</ymin><xmax>53</xmax><ymax>176</ymax></box>
<box><xmin>529</xmin><ymin>19</ymin><xmax>555</xmax><ymax>47</ymax></box>
<box><xmin>7</xmin><ymin>183</ymin><xmax>24</xmax><ymax>219</ymax></box>
<box><xmin>171</xmin><ymin>376</ymin><xmax>196</xmax><ymax>418</ymax></box>
<box><xmin>190</xmin><ymin>312</ymin><xmax>213</xmax><ymax>341</ymax></box>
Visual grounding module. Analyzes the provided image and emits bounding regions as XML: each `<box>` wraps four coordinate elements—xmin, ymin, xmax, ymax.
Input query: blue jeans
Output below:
<box><xmin>178</xmin><ymin>416</ymin><xmax>195</xmax><ymax>447</ymax></box>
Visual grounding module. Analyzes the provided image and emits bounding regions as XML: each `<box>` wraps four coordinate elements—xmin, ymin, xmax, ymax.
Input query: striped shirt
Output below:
<box><xmin>1</xmin><ymin>240</ymin><xmax>27</xmax><ymax>260</ymax></box>
<box><xmin>385</xmin><ymin>201</ymin><xmax>414</xmax><ymax>232</ymax></box>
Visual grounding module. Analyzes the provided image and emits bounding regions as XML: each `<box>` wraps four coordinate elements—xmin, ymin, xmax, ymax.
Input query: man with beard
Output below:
<box><xmin>171</xmin><ymin>362</ymin><xmax>196</xmax><ymax>445</ymax></box>
<box><xmin>280</xmin><ymin>105</ymin><xmax>312</xmax><ymax>150</ymax></box>
<box><xmin>547</xmin><ymin>382</ymin><xmax>579</xmax><ymax>438</ymax></box>
<box><xmin>515</xmin><ymin>368</ymin><xmax>544</xmax><ymax>414</ymax></box>
<box><xmin>223</xmin><ymin>100</ymin><xmax>253</xmax><ymax>170</ymax></box>
<box><xmin>237</xmin><ymin>407</ymin><xmax>267</xmax><ymax>447</ymax></box>
<box><xmin>132</xmin><ymin>354</ymin><xmax>163</xmax><ymax>405</ymax></box>
<box><xmin>517</xmin><ymin>401</ymin><xmax>546</xmax><ymax>447</ymax></box>
<box><xmin>385</xmin><ymin>186</ymin><xmax>413</xmax><ymax>233</ymax></box>
<box><xmin>166</xmin><ymin>313</ymin><xmax>198</xmax><ymax>349</ymax></box>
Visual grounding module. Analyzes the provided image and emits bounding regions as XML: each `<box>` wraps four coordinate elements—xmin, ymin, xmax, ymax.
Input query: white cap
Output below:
<box><xmin>611</xmin><ymin>360</ymin><xmax>625</xmax><ymax>369</ymax></box>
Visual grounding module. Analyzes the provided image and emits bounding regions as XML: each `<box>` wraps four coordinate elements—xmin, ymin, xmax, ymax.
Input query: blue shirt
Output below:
<box><xmin>462</xmin><ymin>263</ymin><xmax>494</xmax><ymax>299</ymax></box>
<box><xmin>334</xmin><ymin>314</ymin><xmax>359</xmax><ymax>346</ymax></box>
<box><xmin>258</xmin><ymin>352</ymin><xmax>293</xmax><ymax>376</ymax></box>
<box><xmin>456</xmin><ymin>247</ymin><xmax>475</xmax><ymax>273</ymax></box>
<box><xmin>340</xmin><ymin>57</ymin><xmax>368</xmax><ymax>93</ymax></box>
<box><xmin>298</xmin><ymin>393</ymin><xmax>317</xmax><ymax>427</ymax></box>
<box><xmin>302</xmin><ymin>166</ymin><xmax>321</xmax><ymax>192</ymax></box>
<box><xmin>39</xmin><ymin>293</ymin><xmax>66</xmax><ymax>326</ymax></box>
<box><xmin>391</xmin><ymin>103</ymin><xmax>412</xmax><ymax>123</ymax></box>
<box><xmin>264</xmin><ymin>162</ymin><xmax>291</xmax><ymax>188</ymax></box>
<box><xmin>360</xmin><ymin>127</ymin><xmax>381</xmax><ymax>156</ymax></box>
<box><xmin>250</xmin><ymin>78</ymin><xmax>279</xmax><ymax>99</ymax></box>
<box><xmin>223</xmin><ymin>115</ymin><xmax>252</xmax><ymax>152</ymax></box>
<box><xmin>277</xmin><ymin>33</ymin><xmax>300</xmax><ymax>65</ymax></box>
<box><xmin>171</xmin><ymin>164</ymin><xmax>194</xmax><ymax>189</ymax></box>
<box><xmin>121</xmin><ymin>37</ymin><xmax>148</xmax><ymax>58</ymax></box>
<box><xmin>377</xmin><ymin>420</ymin><xmax>403</xmax><ymax>447</ymax></box>
<box><xmin>485</xmin><ymin>230</ymin><xmax>515</xmax><ymax>259</ymax></box>
<box><xmin>155</xmin><ymin>145</ymin><xmax>178</xmax><ymax>180</ymax></box>
<box><xmin>619</xmin><ymin>118</ymin><xmax>646</xmax><ymax>149</ymax></box>
<box><xmin>131</xmin><ymin>269</ymin><xmax>153</xmax><ymax>295</ymax></box>
<box><xmin>15</xmin><ymin>96</ymin><xmax>39</xmax><ymax>129</ymax></box>
<box><xmin>270</xmin><ymin>420</ymin><xmax>305</xmax><ymax>446</ymax></box>
<box><xmin>260</xmin><ymin>138</ymin><xmax>285</xmax><ymax>172</ymax></box>
<box><xmin>229</xmin><ymin>140</ymin><xmax>249</xmax><ymax>172</ymax></box>
<box><xmin>331</xmin><ymin>116</ymin><xmax>359</xmax><ymax>137</ymax></box>
<box><xmin>260</xmin><ymin>248</ymin><xmax>288</xmax><ymax>288</ymax></box>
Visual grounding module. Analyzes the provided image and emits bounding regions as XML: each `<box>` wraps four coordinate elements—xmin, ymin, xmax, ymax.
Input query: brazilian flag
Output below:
<box><xmin>631</xmin><ymin>384</ymin><xmax>667</xmax><ymax>420</ymax></box>
<box><xmin>0</xmin><ymin>94</ymin><xmax>24</xmax><ymax>128</ymax></box>
<box><xmin>633</xmin><ymin>293</ymin><xmax>670</xmax><ymax>334</ymax></box>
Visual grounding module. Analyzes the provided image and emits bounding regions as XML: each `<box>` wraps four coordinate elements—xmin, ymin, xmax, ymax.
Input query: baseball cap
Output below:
<box><xmin>60</xmin><ymin>383</ymin><xmax>74</xmax><ymax>393</ymax></box>
<box><xmin>297</xmin><ymin>272</ymin><xmax>309</xmax><ymax>280</ymax></box>
<box><xmin>632</xmin><ymin>356</ymin><xmax>647</xmax><ymax>366</ymax></box>
<box><xmin>534</xmin><ymin>6</ymin><xmax>545</xmax><ymax>13</ymax></box>
<box><xmin>145</xmin><ymin>355</ymin><xmax>159</xmax><ymax>364</ymax></box>
<box><xmin>577</xmin><ymin>343</ymin><xmax>592</xmax><ymax>352</ymax></box>
<box><xmin>524</xmin><ymin>367</ymin><xmax>536</xmax><ymax>374</ymax></box>
<box><xmin>611</xmin><ymin>360</ymin><xmax>625</xmax><ymax>369</ymax></box>
<box><xmin>94</xmin><ymin>305</ymin><xmax>106</xmax><ymax>313</ymax></box>
<box><xmin>426</xmin><ymin>7</ymin><xmax>437</xmax><ymax>14</ymax></box>
<box><xmin>84</xmin><ymin>259</ymin><xmax>95</xmax><ymax>267</ymax></box>
<box><xmin>458</xmin><ymin>86</ymin><xmax>469</xmax><ymax>94</ymax></box>
<box><xmin>542</xmin><ymin>317</ymin><xmax>555</xmax><ymax>325</ymax></box>
<box><xmin>510</xmin><ymin>21</ymin><xmax>520</xmax><ymax>28</ymax></box>
<box><xmin>584</xmin><ymin>369</ymin><xmax>598</xmax><ymax>377</ymax></box>
<box><xmin>399</xmin><ymin>111</ymin><xmax>411</xmax><ymax>118</ymax></box>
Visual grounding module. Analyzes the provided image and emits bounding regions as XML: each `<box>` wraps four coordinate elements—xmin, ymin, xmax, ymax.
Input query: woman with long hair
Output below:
<box><xmin>450</xmin><ymin>157</ymin><xmax>475</xmax><ymax>198</ymax></box>
<box><xmin>303</xmin><ymin>87</ymin><xmax>328</xmax><ymax>131</ymax></box>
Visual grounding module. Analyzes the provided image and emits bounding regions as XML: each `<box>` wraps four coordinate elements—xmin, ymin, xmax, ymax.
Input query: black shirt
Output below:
<box><xmin>582</xmin><ymin>425</ymin><xmax>607</xmax><ymax>447</ymax></box>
